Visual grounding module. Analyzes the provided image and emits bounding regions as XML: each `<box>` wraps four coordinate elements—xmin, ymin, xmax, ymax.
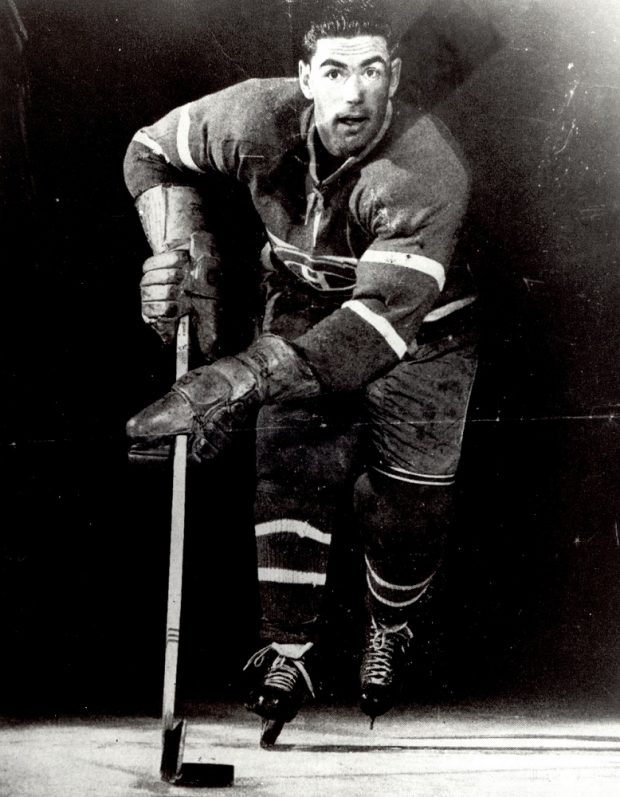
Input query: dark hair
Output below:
<box><xmin>299</xmin><ymin>0</ymin><xmax>398</xmax><ymax>62</ymax></box>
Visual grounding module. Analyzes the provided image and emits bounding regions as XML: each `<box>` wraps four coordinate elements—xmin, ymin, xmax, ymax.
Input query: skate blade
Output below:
<box><xmin>260</xmin><ymin>718</ymin><xmax>285</xmax><ymax>749</ymax></box>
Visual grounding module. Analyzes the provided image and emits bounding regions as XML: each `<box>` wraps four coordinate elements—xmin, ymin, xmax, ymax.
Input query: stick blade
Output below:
<box><xmin>161</xmin><ymin>719</ymin><xmax>235</xmax><ymax>787</ymax></box>
<box><xmin>161</xmin><ymin>719</ymin><xmax>187</xmax><ymax>782</ymax></box>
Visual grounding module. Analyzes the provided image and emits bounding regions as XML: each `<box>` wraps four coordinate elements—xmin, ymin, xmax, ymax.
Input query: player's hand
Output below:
<box><xmin>140</xmin><ymin>249</ymin><xmax>192</xmax><ymax>345</ymax></box>
<box><xmin>126</xmin><ymin>335</ymin><xmax>320</xmax><ymax>461</ymax></box>
<box><xmin>126</xmin><ymin>356</ymin><xmax>258</xmax><ymax>460</ymax></box>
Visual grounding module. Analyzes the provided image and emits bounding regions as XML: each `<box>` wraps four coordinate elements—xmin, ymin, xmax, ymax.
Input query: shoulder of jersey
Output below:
<box><xmin>372</xmin><ymin>102</ymin><xmax>468</xmax><ymax>183</ymax></box>
<box><xmin>385</xmin><ymin>104</ymin><xmax>445</xmax><ymax>155</ymax></box>
<box><xmin>213</xmin><ymin>77</ymin><xmax>307</xmax><ymax>135</ymax></box>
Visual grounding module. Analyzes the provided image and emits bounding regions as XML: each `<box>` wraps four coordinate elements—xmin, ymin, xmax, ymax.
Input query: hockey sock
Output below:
<box><xmin>354</xmin><ymin>470</ymin><xmax>453</xmax><ymax>627</ymax></box>
<box><xmin>254</xmin><ymin>512</ymin><xmax>333</xmax><ymax>643</ymax></box>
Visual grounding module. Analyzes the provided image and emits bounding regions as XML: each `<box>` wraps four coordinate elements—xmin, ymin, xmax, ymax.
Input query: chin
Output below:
<box><xmin>342</xmin><ymin>139</ymin><xmax>371</xmax><ymax>157</ymax></box>
<box><xmin>331</xmin><ymin>134</ymin><xmax>368</xmax><ymax>158</ymax></box>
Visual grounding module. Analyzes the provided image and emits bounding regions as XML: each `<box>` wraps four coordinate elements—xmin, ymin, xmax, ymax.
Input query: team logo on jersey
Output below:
<box><xmin>267</xmin><ymin>230</ymin><xmax>357</xmax><ymax>293</ymax></box>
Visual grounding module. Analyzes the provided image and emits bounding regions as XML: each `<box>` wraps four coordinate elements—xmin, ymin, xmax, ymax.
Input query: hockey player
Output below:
<box><xmin>124</xmin><ymin>0</ymin><xmax>478</xmax><ymax>743</ymax></box>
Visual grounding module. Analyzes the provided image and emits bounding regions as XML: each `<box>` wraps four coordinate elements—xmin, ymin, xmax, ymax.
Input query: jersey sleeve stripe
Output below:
<box><xmin>361</xmin><ymin>250</ymin><xmax>446</xmax><ymax>290</ymax></box>
<box><xmin>423</xmin><ymin>295</ymin><xmax>477</xmax><ymax>323</ymax></box>
<box><xmin>132</xmin><ymin>131</ymin><xmax>171</xmax><ymax>163</ymax></box>
<box><xmin>342</xmin><ymin>299</ymin><xmax>408</xmax><ymax>358</ymax></box>
<box><xmin>176</xmin><ymin>104</ymin><xmax>203</xmax><ymax>172</ymax></box>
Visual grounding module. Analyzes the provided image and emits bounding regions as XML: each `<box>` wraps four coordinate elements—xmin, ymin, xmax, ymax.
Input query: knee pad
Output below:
<box><xmin>354</xmin><ymin>470</ymin><xmax>454</xmax><ymax>556</ymax></box>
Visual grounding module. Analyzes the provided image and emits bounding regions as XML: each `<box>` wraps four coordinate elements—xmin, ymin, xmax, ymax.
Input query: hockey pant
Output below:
<box><xmin>254</xmin><ymin>322</ymin><xmax>478</xmax><ymax>644</ymax></box>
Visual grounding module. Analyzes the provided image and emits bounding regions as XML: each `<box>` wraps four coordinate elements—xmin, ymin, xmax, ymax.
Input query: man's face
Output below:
<box><xmin>299</xmin><ymin>35</ymin><xmax>401</xmax><ymax>158</ymax></box>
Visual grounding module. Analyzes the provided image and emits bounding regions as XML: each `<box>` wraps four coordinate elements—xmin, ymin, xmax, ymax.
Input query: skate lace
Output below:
<box><xmin>243</xmin><ymin>645</ymin><xmax>315</xmax><ymax>698</ymax></box>
<box><xmin>362</xmin><ymin>620</ymin><xmax>413</xmax><ymax>685</ymax></box>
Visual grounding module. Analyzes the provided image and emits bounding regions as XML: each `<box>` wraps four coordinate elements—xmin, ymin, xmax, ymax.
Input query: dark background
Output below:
<box><xmin>1</xmin><ymin>0</ymin><xmax>619</xmax><ymax>717</ymax></box>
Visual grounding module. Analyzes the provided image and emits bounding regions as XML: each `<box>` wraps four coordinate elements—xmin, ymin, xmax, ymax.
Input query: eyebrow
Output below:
<box><xmin>319</xmin><ymin>56</ymin><xmax>387</xmax><ymax>69</ymax></box>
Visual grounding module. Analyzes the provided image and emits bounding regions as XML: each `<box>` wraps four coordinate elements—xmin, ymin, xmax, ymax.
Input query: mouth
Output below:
<box><xmin>336</xmin><ymin>114</ymin><xmax>369</xmax><ymax>129</ymax></box>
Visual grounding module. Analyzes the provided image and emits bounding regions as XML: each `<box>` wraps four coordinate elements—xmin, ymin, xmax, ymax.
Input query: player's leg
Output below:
<box><xmin>356</xmin><ymin>320</ymin><xmax>478</xmax><ymax>722</ymax></box>
<box><xmin>354</xmin><ymin>472</ymin><xmax>454</xmax><ymax>721</ymax></box>
<box><xmin>245</xmin><ymin>394</ymin><xmax>363</xmax><ymax>733</ymax></box>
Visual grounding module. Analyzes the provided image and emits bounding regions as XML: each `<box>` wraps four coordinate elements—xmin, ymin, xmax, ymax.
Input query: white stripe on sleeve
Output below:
<box><xmin>362</xmin><ymin>250</ymin><xmax>446</xmax><ymax>290</ymax></box>
<box><xmin>342</xmin><ymin>299</ymin><xmax>408</xmax><ymax>358</ymax></box>
<box><xmin>176</xmin><ymin>105</ymin><xmax>203</xmax><ymax>172</ymax></box>
<box><xmin>132</xmin><ymin>131</ymin><xmax>171</xmax><ymax>163</ymax></box>
<box><xmin>423</xmin><ymin>295</ymin><xmax>476</xmax><ymax>322</ymax></box>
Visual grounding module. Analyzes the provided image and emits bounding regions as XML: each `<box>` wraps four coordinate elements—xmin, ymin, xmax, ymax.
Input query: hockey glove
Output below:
<box><xmin>140</xmin><ymin>232</ymin><xmax>221</xmax><ymax>355</ymax></box>
<box><xmin>126</xmin><ymin>334</ymin><xmax>321</xmax><ymax>460</ymax></box>
<box><xmin>135</xmin><ymin>184</ymin><xmax>221</xmax><ymax>358</ymax></box>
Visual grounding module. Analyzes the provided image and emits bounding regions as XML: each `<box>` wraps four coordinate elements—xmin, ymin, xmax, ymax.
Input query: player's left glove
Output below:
<box><xmin>126</xmin><ymin>334</ymin><xmax>321</xmax><ymax>460</ymax></box>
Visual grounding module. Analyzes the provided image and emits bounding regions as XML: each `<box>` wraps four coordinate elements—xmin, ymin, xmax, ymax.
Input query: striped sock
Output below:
<box><xmin>255</xmin><ymin>518</ymin><xmax>332</xmax><ymax>642</ymax></box>
<box><xmin>365</xmin><ymin>554</ymin><xmax>436</xmax><ymax>626</ymax></box>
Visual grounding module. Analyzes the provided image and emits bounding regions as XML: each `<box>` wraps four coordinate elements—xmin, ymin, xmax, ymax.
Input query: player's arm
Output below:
<box><xmin>293</xmin><ymin>172</ymin><xmax>469</xmax><ymax>391</ymax></box>
<box><xmin>123</xmin><ymin>86</ymin><xmax>242</xmax><ymax>355</ymax></box>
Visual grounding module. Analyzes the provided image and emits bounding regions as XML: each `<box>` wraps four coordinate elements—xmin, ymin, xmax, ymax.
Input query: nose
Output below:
<box><xmin>343</xmin><ymin>74</ymin><xmax>364</xmax><ymax>103</ymax></box>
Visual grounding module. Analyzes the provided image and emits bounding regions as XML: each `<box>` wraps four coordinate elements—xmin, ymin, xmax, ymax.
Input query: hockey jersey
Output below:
<box><xmin>124</xmin><ymin>77</ymin><xmax>475</xmax><ymax>392</ymax></box>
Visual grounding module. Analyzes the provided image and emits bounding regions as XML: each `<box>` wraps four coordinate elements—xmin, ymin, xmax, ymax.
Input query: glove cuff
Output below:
<box><xmin>232</xmin><ymin>334</ymin><xmax>321</xmax><ymax>404</ymax></box>
<box><xmin>135</xmin><ymin>184</ymin><xmax>207</xmax><ymax>254</ymax></box>
<box><xmin>170</xmin><ymin>335</ymin><xmax>320</xmax><ymax>433</ymax></box>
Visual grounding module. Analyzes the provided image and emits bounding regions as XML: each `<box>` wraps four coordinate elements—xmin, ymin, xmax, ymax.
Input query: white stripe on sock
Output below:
<box><xmin>255</xmin><ymin>519</ymin><xmax>332</xmax><ymax>545</ymax></box>
<box><xmin>365</xmin><ymin>556</ymin><xmax>436</xmax><ymax>591</ymax></box>
<box><xmin>366</xmin><ymin>574</ymin><xmax>430</xmax><ymax>608</ymax></box>
<box><xmin>258</xmin><ymin>567</ymin><xmax>326</xmax><ymax>587</ymax></box>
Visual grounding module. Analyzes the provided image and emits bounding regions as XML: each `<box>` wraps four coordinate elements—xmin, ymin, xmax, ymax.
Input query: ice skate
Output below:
<box><xmin>243</xmin><ymin>642</ymin><xmax>315</xmax><ymax>747</ymax></box>
<box><xmin>359</xmin><ymin>618</ymin><xmax>413</xmax><ymax>726</ymax></box>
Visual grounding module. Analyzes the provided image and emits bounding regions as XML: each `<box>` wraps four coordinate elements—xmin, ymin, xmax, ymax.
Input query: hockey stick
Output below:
<box><xmin>160</xmin><ymin>314</ymin><xmax>234</xmax><ymax>787</ymax></box>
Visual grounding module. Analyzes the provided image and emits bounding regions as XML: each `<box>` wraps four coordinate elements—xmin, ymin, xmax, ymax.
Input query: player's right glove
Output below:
<box><xmin>139</xmin><ymin>232</ymin><xmax>220</xmax><ymax>354</ymax></box>
<box><xmin>135</xmin><ymin>184</ymin><xmax>221</xmax><ymax>358</ymax></box>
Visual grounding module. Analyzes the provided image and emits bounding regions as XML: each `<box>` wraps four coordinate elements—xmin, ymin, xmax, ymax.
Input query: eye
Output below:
<box><xmin>325</xmin><ymin>69</ymin><xmax>342</xmax><ymax>80</ymax></box>
<box><xmin>365</xmin><ymin>66</ymin><xmax>383</xmax><ymax>79</ymax></box>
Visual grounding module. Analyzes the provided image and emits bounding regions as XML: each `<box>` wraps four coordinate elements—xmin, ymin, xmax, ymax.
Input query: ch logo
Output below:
<box><xmin>290</xmin><ymin>262</ymin><xmax>334</xmax><ymax>291</ymax></box>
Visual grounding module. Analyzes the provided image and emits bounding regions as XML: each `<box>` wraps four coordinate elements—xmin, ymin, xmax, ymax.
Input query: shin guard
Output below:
<box><xmin>354</xmin><ymin>471</ymin><xmax>453</xmax><ymax>626</ymax></box>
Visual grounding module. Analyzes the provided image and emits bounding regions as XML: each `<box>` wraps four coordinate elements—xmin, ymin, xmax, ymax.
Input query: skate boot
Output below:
<box><xmin>359</xmin><ymin>618</ymin><xmax>413</xmax><ymax>726</ymax></box>
<box><xmin>243</xmin><ymin>642</ymin><xmax>315</xmax><ymax>747</ymax></box>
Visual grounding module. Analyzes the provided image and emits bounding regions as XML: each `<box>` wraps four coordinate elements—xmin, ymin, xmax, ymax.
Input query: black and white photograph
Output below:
<box><xmin>1</xmin><ymin>0</ymin><xmax>619</xmax><ymax>794</ymax></box>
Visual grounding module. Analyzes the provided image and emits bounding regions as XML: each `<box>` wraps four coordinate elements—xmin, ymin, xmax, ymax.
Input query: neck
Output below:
<box><xmin>313</xmin><ymin>130</ymin><xmax>346</xmax><ymax>181</ymax></box>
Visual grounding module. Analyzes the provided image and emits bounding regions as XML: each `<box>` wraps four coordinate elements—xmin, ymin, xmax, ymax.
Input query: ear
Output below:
<box><xmin>299</xmin><ymin>59</ymin><xmax>313</xmax><ymax>100</ymax></box>
<box><xmin>388</xmin><ymin>57</ymin><xmax>402</xmax><ymax>98</ymax></box>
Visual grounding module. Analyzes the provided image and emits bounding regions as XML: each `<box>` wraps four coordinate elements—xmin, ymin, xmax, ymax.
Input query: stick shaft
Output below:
<box><xmin>162</xmin><ymin>316</ymin><xmax>190</xmax><ymax>730</ymax></box>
